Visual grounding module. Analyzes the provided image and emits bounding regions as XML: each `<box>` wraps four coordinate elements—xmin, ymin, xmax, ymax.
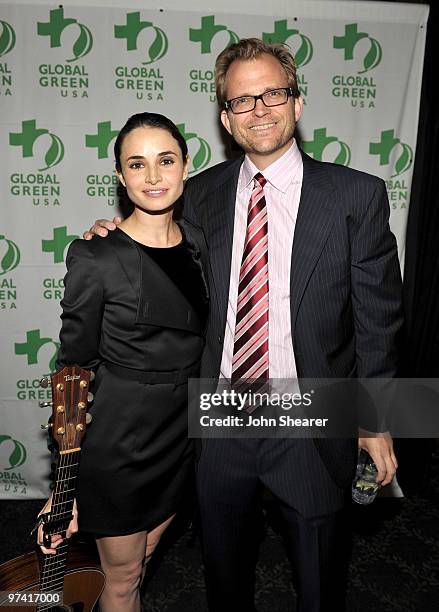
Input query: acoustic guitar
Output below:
<box><xmin>0</xmin><ymin>365</ymin><xmax>105</xmax><ymax>611</ymax></box>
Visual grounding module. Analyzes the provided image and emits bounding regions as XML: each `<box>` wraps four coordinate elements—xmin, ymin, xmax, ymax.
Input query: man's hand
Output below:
<box><xmin>358</xmin><ymin>430</ymin><xmax>398</xmax><ymax>486</ymax></box>
<box><xmin>83</xmin><ymin>216</ymin><xmax>122</xmax><ymax>240</ymax></box>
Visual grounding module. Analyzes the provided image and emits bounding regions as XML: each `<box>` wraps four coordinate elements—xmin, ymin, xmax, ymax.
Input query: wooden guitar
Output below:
<box><xmin>0</xmin><ymin>365</ymin><xmax>105</xmax><ymax>611</ymax></box>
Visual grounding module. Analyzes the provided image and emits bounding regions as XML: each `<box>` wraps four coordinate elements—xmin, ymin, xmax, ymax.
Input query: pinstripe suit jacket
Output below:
<box><xmin>183</xmin><ymin>150</ymin><xmax>403</xmax><ymax>496</ymax></box>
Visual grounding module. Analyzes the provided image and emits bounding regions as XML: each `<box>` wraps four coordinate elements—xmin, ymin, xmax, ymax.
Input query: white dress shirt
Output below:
<box><xmin>219</xmin><ymin>141</ymin><xmax>303</xmax><ymax>380</ymax></box>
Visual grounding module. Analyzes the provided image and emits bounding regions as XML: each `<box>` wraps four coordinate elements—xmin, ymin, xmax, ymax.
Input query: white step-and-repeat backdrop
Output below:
<box><xmin>0</xmin><ymin>0</ymin><xmax>429</xmax><ymax>498</ymax></box>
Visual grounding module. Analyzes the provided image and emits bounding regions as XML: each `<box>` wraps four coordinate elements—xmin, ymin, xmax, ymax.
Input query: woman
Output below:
<box><xmin>37</xmin><ymin>112</ymin><xmax>209</xmax><ymax>611</ymax></box>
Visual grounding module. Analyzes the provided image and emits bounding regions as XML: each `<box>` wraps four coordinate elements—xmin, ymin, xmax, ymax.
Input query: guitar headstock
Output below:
<box><xmin>40</xmin><ymin>365</ymin><xmax>94</xmax><ymax>452</ymax></box>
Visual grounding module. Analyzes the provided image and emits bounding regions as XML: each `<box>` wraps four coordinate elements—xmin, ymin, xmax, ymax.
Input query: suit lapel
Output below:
<box><xmin>108</xmin><ymin>227</ymin><xmax>204</xmax><ymax>335</ymax></box>
<box><xmin>203</xmin><ymin>159</ymin><xmax>242</xmax><ymax>334</ymax></box>
<box><xmin>291</xmin><ymin>153</ymin><xmax>336</xmax><ymax>332</ymax></box>
<box><xmin>108</xmin><ymin>227</ymin><xmax>141</xmax><ymax>299</ymax></box>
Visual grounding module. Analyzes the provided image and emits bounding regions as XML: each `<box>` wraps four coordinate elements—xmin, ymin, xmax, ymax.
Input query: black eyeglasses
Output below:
<box><xmin>224</xmin><ymin>87</ymin><xmax>298</xmax><ymax>114</ymax></box>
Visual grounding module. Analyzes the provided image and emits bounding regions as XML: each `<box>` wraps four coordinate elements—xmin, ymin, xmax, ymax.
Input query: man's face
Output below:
<box><xmin>220</xmin><ymin>53</ymin><xmax>303</xmax><ymax>170</ymax></box>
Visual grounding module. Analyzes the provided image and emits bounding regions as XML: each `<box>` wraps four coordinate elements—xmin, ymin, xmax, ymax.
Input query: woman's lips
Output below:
<box><xmin>142</xmin><ymin>189</ymin><xmax>168</xmax><ymax>197</ymax></box>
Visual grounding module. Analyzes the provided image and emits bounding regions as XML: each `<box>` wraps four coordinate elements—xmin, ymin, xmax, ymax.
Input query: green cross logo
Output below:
<box><xmin>189</xmin><ymin>16</ymin><xmax>239</xmax><ymax>54</ymax></box>
<box><xmin>302</xmin><ymin>128</ymin><xmax>351</xmax><ymax>166</ymax></box>
<box><xmin>176</xmin><ymin>124</ymin><xmax>211</xmax><ymax>174</ymax></box>
<box><xmin>0</xmin><ymin>435</ymin><xmax>27</xmax><ymax>470</ymax></box>
<box><xmin>86</xmin><ymin>121</ymin><xmax>119</xmax><ymax>159</ymax></box>
<box><xmin>263</xmin><ymin>20</ymin><xmax>313</xmax><ymax>68</ymax></box>
<box><xmin>369</xmin><ymin>129</ymin><xmax>413</xmax><ymax>177</ymax></box>
<box><xmin>42</xmin><ymin>227</ymin><xmax>78</xmax><ymax>263</ymax></box>
<box><xmin>15</xmin><ymin>329</ymin><xmax>60</xmax><ymax>371</ymax></box>
<box><xmin>114</xmin><ymin>12</ymin><xmax>168</xmax><ymax>65</ymax></box>
<box><xmin>9</xmin><ymin>120</ymin><xmax>64</xmax><ymax>172</ymax></box>
<box><xmin>0</xmin><ymin>19</ymin><xmax>16</xmax><ymax>57</ymax></box>
<box><xmin>37</xmin><ymin>7</ymin><xmax>93</xmax><ymax>63</ymax></box>
<box><xmin>333</xmin><ymin>23</ymin><xmax>382</xmax><ymax>73</ymax></box>
<box><xmin>0</xmin><ymin>235</ymin><xmax>20</xmax><ymax>275</ymax></box>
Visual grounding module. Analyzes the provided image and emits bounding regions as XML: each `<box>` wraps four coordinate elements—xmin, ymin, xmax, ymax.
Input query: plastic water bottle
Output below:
<box><xmin>352</xmin><ymin>449</ymin><xmax>380</xmax><ymax>505</ymax></box>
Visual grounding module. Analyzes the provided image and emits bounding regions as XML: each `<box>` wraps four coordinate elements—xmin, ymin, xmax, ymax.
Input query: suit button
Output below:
<box><xmin>217</xmin><ymin>336</ymin><xmax>222</xmax><ymax>343</ymax></box>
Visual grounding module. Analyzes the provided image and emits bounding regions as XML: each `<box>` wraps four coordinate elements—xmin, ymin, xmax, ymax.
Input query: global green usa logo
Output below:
<box><xmin>115</xmin><ymin>12</ymin><xmax>168</xmax><ymax>64</ymax></box>
<box><xmin>0</xmin><ymin>235</ymin><xmax>20</xmax><ymax>275</ymax></box>
<box><xmin>302</xmin><ymin>128</ymin><xmax>351</xmax><ymax>166</ymax></box>
<box><xmin>370</xmin><ymin>129</ymin><xmax>413</xmax><ymax>177</ymax></box>
<box><xmin>86</xmin><ymin>121</ymin><xmax>119</xmax><ymax>159</ymax></box>
<box><xmin>37</xmin><ymin>7</ymin><xmax>93</xmax><ymax>62</ymax></box>
<box><xmin>15</xmin><ymin>329</ymin><xmax>60</xmax><ymax>372</ymax></box>
<box><xmin>334</xmin><ymin>23</ymin><xmax>382</xmax><ymax>73</ymax></box>
<box><xmin>0</xmin><ymin>19</ymin><xmax>16</xmax><ymax>57</ymax></box>
<box><xmin>42</xmin><ymin>226</ymin><xmax>78</xmax><ymax>263</ymax></box>
<box><xmin>9</xmin><ymin>120</ymin><xmax>64</xmax><ymax>171</ymax></box>
<box><xmin>84</xmin><ymin>123</ymin><xmax>119</xmax><ymax>203</ymax></box>
<box><xmin>0</xmin><ymin>435</ymin><xmax>27</xmax><ymax>470</ymax></box>
<box><xmin>263</xmin><ymin>20</ymin><xmax>313</xmax><ymax>68</ymax></box>
<box><xmin>177</xmin><ymin>124</ymin><xmax>211</xmax><ymax>174</ymax></box>
<box><xmin>189</xmin><ymin>16</ymin><xmax>239</xmax><ymax>54</ymax></box>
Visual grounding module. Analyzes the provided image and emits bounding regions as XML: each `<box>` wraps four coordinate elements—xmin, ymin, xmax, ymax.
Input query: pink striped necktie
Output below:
<box><xmin>231</xmin><ymin>173</ymin><xmax>269</xmax><ymax>382</ymax></box>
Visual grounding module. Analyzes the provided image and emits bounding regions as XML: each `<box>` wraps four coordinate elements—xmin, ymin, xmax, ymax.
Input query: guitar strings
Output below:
<box><xmin>38</xmin><ymin>451</ymin><xmax>78</xmax><ymax>610</ymax></box>
<box><xmin>38</xmin><ymin>450</ymin><xmax>80</xmax><ymax>611</ymax></box>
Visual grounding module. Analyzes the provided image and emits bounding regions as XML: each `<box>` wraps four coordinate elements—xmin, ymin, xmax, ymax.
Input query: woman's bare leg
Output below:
<box><xmin>96</xmin><ymin>515</ymin><xmax>176</xmax><ymax>611</ymax></box>
<box><xmin>96</xmin><ymin>531</ymin><xmax>147</xmax><ymax>612</ymax></box>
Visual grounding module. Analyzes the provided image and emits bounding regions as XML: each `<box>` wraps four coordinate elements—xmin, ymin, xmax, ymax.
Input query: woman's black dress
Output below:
<box><xmin>56</xmin><ymin>224</ymin><xmax>208</xmax><ymax>536</ymax></box>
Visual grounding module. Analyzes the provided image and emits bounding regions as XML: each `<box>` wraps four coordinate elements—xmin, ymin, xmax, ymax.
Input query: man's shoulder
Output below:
<box><xmin>303</xmin><ymin>151</ymin><xmax>384</xmax><ymax>190</ymax></box>
<box><xmin>186</xmin><ymin>157</ymin><xmax>242</xmax><ymax>192</ymax></box>
<box><xmin>329</xmin><ymin>162</ymin><xmax>383</xmax><ymax>187</ymax></box>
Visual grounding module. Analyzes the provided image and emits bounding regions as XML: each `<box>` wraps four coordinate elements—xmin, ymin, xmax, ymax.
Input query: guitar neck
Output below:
<box><xmin>51</xmin><ymin>449</ymin><xmax>81</xmax><ymax>528</ymax></box>
<box><xmin>35</xmin><ymin>365</ymin><xmax>93</xmax><ymax>610</ymax></box>
<box><xmin>38</xmin><ymin>449</ymin><xmax>81</xmax><ymax>601</ymax></box>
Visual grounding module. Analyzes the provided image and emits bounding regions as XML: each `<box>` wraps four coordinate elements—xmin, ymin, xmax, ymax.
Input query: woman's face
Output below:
<box><xmin>117</xmin><ymin>126</ymin><xmax>188</xmax><ymax>213</ymax></box>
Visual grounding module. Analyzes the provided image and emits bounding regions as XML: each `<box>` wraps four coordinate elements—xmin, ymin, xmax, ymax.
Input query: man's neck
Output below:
<box><xmin>246</xmin><ymin>140</ymin><xmax>296</xmax><ymax>172</ymax></box>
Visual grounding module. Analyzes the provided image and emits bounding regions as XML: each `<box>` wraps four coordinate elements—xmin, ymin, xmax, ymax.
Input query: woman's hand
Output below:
<box><xmin>37</xmin><ymin>495</ymin><xmax>79</xmax><ymax>555</ymax></box>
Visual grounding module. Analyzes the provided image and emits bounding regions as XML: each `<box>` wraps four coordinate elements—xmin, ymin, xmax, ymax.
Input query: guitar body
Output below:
<box><xmin>0</xmin><ymin>541</ymin><xmax>105</xmax><ymax>611</ymax></box>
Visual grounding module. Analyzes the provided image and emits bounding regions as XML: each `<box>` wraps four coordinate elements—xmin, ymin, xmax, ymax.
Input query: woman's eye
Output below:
<box><xmin>129</xmin><ymin>162</ymin><xmax>143</xmax><ymax>169</ymax></box>
<box><xmin>161</xmin><ymin>158</ymin><xmax>174</xmax><ymax>165</ymax></box>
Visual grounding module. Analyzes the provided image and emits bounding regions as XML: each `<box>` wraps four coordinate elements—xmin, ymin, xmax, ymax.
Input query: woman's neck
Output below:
<box><xmin>119</xmin><ymin>209</ymin><xmax>181</xmax><ymax>247</ymax></box>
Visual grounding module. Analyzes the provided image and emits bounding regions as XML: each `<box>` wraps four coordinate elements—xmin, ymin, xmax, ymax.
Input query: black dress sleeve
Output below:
<box><xmin>56</xmin><ymin>239</ymin><xmax>104</xmax><ymax>371</ymax></box>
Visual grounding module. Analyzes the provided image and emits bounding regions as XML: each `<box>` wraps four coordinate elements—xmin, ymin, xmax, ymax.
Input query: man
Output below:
<box><xmin>86</xmin><ymin>39</ymin><xmax>401</xmax><ymax>612</ymax></box>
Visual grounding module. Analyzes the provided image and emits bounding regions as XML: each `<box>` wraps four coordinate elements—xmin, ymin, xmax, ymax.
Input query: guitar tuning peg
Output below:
<box><xmin>85</xmin><ymin>413</ymin><xmax>93</xmax><ymax>424</ymax></box>
<box><xmin>39</xmin><ymin>401</ymin><xmax>53</xmax><ymax>408</ymax></box>
<box><xmin>40</xmin><ymin>423</ymin><xmax>53</xmax><ymax>430</ymax></box>
<box><xmin>89</xmin><ymin>371</ymin><xmax>95</xmax><ymax>381</ymax></box>
<box><xmin>87</xmin><ymin>392</ymin><xmax>94</xmax><ymax>403</ymax></box>
<box><xmin>39</xmin><ymin>376</ymin><xmax>51</xmax><ymax>389</ymax></box>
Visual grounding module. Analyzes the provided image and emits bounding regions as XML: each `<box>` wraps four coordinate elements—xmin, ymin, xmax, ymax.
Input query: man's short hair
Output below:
<box><xmin>215</xmin><ymin>38</ymin><xmax>300</xmax><ymax>107</ymax></box>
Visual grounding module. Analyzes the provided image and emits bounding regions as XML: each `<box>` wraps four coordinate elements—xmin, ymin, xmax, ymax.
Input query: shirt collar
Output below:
<box><xmin>238</xmin><ymin>140</ymin><xmax>303</xmax><ymax>194</ymax></box>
